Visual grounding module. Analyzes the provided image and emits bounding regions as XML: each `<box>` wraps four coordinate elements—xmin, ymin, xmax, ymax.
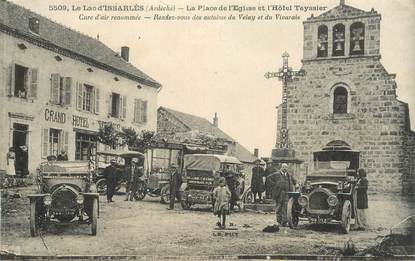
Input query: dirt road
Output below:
<box><xmin>1</xmin><ymin>186</ymin><xmax>413</xmax><ymax>257</ymax></box>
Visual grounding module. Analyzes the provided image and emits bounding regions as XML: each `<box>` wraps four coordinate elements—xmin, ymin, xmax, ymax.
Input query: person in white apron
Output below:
<box><xmin>6</xmin><ymin>147</ymin><xmax>16</xmax><ymax>176</ymax></box>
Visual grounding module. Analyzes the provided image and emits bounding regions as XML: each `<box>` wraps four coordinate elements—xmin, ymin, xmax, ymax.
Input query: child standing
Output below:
<box><xmin>213</xmin><ymin>177</ymin><xmax>231</xmax><ymax>229</ymax></box>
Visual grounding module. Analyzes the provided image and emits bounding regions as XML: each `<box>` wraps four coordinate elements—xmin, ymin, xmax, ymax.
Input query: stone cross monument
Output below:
<box><xmin>265</xmin><ymin>52</ymin><xmax>305</xmax><ymax>150</ymax></box>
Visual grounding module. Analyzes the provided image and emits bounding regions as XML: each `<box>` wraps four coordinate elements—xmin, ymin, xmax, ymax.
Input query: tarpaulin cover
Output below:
<box><xmin>184</xmin><ymin>154</ymin><xmax>241</xmax><ymax>171</ymax></box>
<box><xmin>40</xmin><ymin>161</ymin><xmax>90</xmax><ymax>173</ymax></box>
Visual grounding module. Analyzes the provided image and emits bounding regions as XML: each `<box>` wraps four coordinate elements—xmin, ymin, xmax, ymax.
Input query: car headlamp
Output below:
<box><xmin>43</xmin><ymin>195</ymin><xmax>52</xmax><ymax>205</ymax></box>
<box><xmin>337</xmin><ymin>181</ymin><xmax>343</xmax><ymax>190</ymax></box>
<box><xmin>327</xmin><ymin>195</ymin><xmax>338</xmax><ymax>207</ymax></box>
<box><xmin>76</xmin><ymin>194</ymin><xmax>84</xmax><ymax>204</ymax></box>
<box><xmin>298</xmin><ymin>195</ymin><xmax>308</xmax><ymax>207</ymax></box>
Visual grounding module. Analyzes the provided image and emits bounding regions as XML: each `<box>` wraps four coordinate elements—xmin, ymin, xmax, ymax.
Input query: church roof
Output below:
<box><xmin>306</xmin><ymin>3</ymin><xmax>379</xmax><ymax>22</ymax></box>
<box><xmin>0</xmin><ymin>0</ymin><xmax>161</xmax><ymax>88</ymax></box>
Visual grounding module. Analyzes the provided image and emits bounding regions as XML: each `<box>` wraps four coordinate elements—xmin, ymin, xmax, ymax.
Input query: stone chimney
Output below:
<box><xmin>213</xmin><ymin>112</ymin><xmax>218</xmax><ymax>127</ymax></box>
<box><xmin>121</xmin><ymin>46</ymin><xmax>129</xmax><ymax>62</ymax></box>
<box><xmin>254</xmin><ymin>148</ymin><xmax>259</xmax><ymax>158</ymax></box>
<box><xmin>340</xmin><ymin>0</ymin><xmax>345</xmax><ymax>5</ymax></box>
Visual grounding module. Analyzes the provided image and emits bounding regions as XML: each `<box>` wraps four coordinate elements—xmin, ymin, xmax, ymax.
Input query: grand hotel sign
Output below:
<box><xmin>44</xmin><ymin>108</ymin><xmax>122</xmax><ymax>131</ymax></box>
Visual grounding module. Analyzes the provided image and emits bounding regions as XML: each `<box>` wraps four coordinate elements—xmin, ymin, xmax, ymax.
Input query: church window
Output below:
<box><xmin>350</xmin><ymin>22</ymin><xmax>365</xmax><ymax>55</ymax></box>
<box><xmin>317</xmin><ymin>25</ymin><xmax>328</xmax><ymax>57</ymax></box>
<box><xmin>333</xmin><ymin>87</ymin><xmax>348</xmax><ymax>114</ymax></box>
<box><xmin>332</xmin><ymin>24</ymin><xmax>345</xmax><ymax>57</ymax></box>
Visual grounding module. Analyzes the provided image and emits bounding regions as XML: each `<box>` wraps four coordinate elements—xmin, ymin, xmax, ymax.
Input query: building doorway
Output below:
<box><xmin>12</xmin><ymin>123</ymin><xmax>29</xmax><ymax>176</ymax></box>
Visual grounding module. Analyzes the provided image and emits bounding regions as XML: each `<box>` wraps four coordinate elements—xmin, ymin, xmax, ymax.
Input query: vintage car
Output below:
<box><xmin>134</xmin><ymin>143</ymin><xmax>183</xmax><ymax>203</ymax></box>
<box><xmin>180</xmin><ymin>154</ymin><xmax>243</xmax><ymax>210</ymax></box>
<box><xmin>287</xmin><ymin>141</ymin><xmax>359</xmax><ymax>233</ymax></box>
<box><xmin>136</xmin><ymin>142</ymin><xmax>227</xmax><ymax>204</ymax></box>
<box><xmin>28</xmin><ymin>160</ymin><xmax>99</xmax><ymax>236</ymax></box>
<box><xmin>94</xmin><ymin>150</ymin><xmax>144</xmax><ymax>196</ymax></box>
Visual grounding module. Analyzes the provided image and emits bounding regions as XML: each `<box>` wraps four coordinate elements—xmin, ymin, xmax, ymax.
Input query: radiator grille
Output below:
<box><xmin>309</xmin><ymin>191</ymin><xmax>329</xmax><ymax>210</ymax></box>
<box><xmin>51</xmin><ymin>188</ymin><xmax>77</xmax><ymax>210</ymax></box>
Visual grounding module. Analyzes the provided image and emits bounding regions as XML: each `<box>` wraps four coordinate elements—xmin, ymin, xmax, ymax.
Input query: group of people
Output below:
<box><xmin>214</xmin><ymin>159</ymin><xmax>369</xmax><ymax>230</ymax></box>
<box><xmin>6</xmin><ymin>146</ymin><xmax>29</xmax><ymax>177</ymax></box>
<box><xmin>101</xmin><ymin>157</ymin><xmax>144</xmax><ymax>203</ymax></box>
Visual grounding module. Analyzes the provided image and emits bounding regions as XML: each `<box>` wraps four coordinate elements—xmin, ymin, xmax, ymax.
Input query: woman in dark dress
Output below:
<box><xmin>356</xmin><ymin>168</ymin><xmax>369</xmax><ymax>230</ymax></box>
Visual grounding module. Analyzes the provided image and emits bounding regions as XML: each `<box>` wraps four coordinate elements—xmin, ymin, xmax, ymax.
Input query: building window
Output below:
<box><xmin>332</xmin><ymin>24</ymin><xmax>345</xmax><ymax>57</ymax></box>
<box><xmin>83</xmin><ymin>85</ymin><xmax>93</xmax><ymax>112</ymax></box>
<box><xmin>14</xmin><ymin>64</ymin><xmax>28</xmax><ymax>98</ymax></box>
<box><xmin>29</xmin><ymin>17</ymin><xmax>40</xmax><ymax>34</ymax></box>
<box><xmin>8</xmin><ymin>64</ymin><xmax>38</xmax><ymax>99</ymax></box>
<box><xmin>75</xmin><ymin>132</ymin><xmax>96</xmax><ymax>160</ymax></box>
<box><xmin>50</xmin><ymin>74</ymin><xmax>72</xmax><ymax>105</ymax></box>
<box><xmin>350</xmin><ymin>22</ymin><xmax>365</xmax><ymax>55</ymax></box>
<box><xmin>108</xmin><ymin>93</ymin><xmax>126</xmax><ymax>119</ymax></box>
<box><xmin>76</xmin><ymin>83</ymin><xmax>99</xmax><ymax>113</ymax></box>
<box><xmin>49</xmin><ymin>129</ymin><xmax>61</xmax><ymax>157</ymax></box>
<box><xmin>111</xmin><ymin>93</ymin><xmax>120</xmax><ymax>117</ymax></box>
<box><xmin>41</xmin><ymin>128</ymin><xmax>68</xmax><ymax>158</ymax></box>
<box><xmin>317</xmin><ymin>25</ymin><xmax>328</xmax><ymax>57</ymax></box>
<box><xmin>333</xmin><ymin>87</ymin><xmax>348</xmax><ymax>114</ymax></box>
<box><xmin>134</xmin><ymin>99</ymin><xmax>147</xmax><ymax>124</ymax></box>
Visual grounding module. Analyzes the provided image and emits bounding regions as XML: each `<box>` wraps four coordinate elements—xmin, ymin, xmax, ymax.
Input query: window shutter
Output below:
<box><xmin>41</xmin><ymin>128</ymin><xmax>49</xmax><ymax>158</ymax></box>
<box><xmin>76</xmin><ymin>82</ymin><xmax>83</xmax><ymax>110</ymax></box>
<box><xmin>122</xmin><ymin>95</ymin><xmax>127</xmax><ymax>119</ymax></box>
<box><xmin>64</xmin><ymin>77</ymin><xmax>72</xmax><ymax>106</ymax></box>
<box><xmin>95</xmin><ymin>88</ymin><xmax>100</xmax><ymax>113</ymax></box>
<box><xmin>28</xmin><ymin>68</ymin><xmax>38</xmax><ymax>98</ymax></box>
<box><xmin>51</xmin><ymin>73</ymin><xmax>60</xmax><ymax>104</ymax></box>
<box><xmin>61</xmin><ymin>130</ymin><xmax>69</xmax><ymax>153</ymax></box>
<box><xmin>108</xmin><ymin>93</ymin><xmax>113</xmax><ymax>117</ymax></box>
<box><xmin>7</xmin><ymin>64</ymin><xmax>15</xmax><ymax>96</ymax></box>
<box><xmin>133</xmin><ymin>99</ymin><xmax>139</xmax><ymax>123</ymax></box>
<box><xmin>24</xmin><ymin>68</ymin><xmax>29</xmax><ymax>96</ymax></box>
<box><xmin>138</xmin><ymin>99</ymin><xmax>144</xmax><ymax>123</ymax></box>
<box><xmin>142</xmin><ymin>100</ymin><xmax>148</xmax><ymax>123</ymax></box>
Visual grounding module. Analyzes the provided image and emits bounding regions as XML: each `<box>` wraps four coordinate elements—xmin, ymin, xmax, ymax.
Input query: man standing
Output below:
<box><xmin>125</xmin><ymin>158</ymin><xmax>144</xmax><ymax>201</ymax></box>
<box><xmin>102</xmin><ymin>159</ymin><xmax>118</xmax><ymax>203</ymax></box>
<box><xmin>168</xmin><ymin>164</ymin><xmax>181</xmax><ymax>210</ymax></box>
<box><xmin>264</xmin><ymin>160</ymin><xmax>277</xmax><ymax>199</ymax></box>
<box><xmin>251</xmin><ymin>159</ymin><xmax>265</xmax><ymax>203</ymax></box>
<box><xmin>267</xmin><ymin>163</ymin><xmax>296</xmax><ymax>227</ymax></box>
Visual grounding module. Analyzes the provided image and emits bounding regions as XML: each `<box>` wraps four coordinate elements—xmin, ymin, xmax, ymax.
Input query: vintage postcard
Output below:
<box><xmin>1</xmin><ymin>0</ymin><xmax>414</xmax><ymax>259</ymax></box>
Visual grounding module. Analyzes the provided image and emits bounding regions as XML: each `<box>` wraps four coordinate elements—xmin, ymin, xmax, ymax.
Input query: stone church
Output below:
<box><xmin>276</xmin><ymin>1</ymin><xmax>415</xmax><ymax>194</ymax></box>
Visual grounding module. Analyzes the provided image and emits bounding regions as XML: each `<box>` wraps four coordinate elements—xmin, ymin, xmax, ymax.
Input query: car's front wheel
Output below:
<box><xmin>90</xmin><ymin>198</ymin><xmax>98</xmax><ymax>236</ymax></box>
<box><xmin>134</xmin><ymin>181</ymin><xmax>147</xmax><ymax>201</ymax></box>
<box><xmin>341</xmin><ymin>200</ymin><xmax>352</xmax><ymax>234</ymax></box>
<box><xmin>160</xmin><ymin>184</ymin><xmax>170</xmax><ymax>204</ymax></box>
<box><xmin>30</xmin><ymin>199</ymin><xmax>39</xmax><ymax>237</ymax></box>
<box><xmin>96</xmin><ymin>179</ymin><xmax>107</xmax><ymax>195</ymax></box>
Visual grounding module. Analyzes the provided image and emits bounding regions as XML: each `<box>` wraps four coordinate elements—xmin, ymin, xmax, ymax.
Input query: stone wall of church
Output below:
<box><xmin>277</xmin><ymin>56</ymin><xmax>414</xmax><ymax>194</ymax></box>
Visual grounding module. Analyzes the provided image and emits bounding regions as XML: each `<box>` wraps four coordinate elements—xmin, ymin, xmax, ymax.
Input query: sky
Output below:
<box><xmin>12</xmin><ymin>0</ymin><xmax>415</xmax><ymax>157</ymax></box>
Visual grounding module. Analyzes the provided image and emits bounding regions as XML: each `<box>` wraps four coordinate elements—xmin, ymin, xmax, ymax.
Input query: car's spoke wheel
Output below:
<box><xmin>134</xmin><ymin>182</ymin><xmax>147</xmax><ymax>200</ymax></box>
<box><xmin>96</xmin><ymin>179</ymin><xmax>107</xmax><ymax>195</ymax></box>
<box><xmin>180</xmin><ymin>193</ymin><xmax>191</xmax><ymax>210</ymax></box>
<box><xmin>30</xmin><ymin>199</ymin><xmax>39</xmax><ymax>237</ymax></box>
<box><xmin>341</xmin><ymin>200</ymin><xmax>352</xmax><ymax>234</ymax></box>
<box><xmin>243</xmin><ymin>188</ymin><xmax>254</xmax><ymax>204</ymax></box>
<box><xmin>160</xmin><ymin>184</ymin><xmax>170</xmax><ymax>204</ymax></box>
<box><xmin>287</xmin><ymin>197</ymin><xmax>299</xmax><ymax>228</ymax></box>
<box><xmin>91</xmin><ymin>198</ymin><xmax>98</xmax><ymax>236</ymax></box>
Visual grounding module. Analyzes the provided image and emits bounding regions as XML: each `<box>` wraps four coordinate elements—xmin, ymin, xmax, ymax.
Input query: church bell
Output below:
<box><xmin>352</xmin><ymin>41</ymin><xmax>361</xmax><ymax>52</ymax></box>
